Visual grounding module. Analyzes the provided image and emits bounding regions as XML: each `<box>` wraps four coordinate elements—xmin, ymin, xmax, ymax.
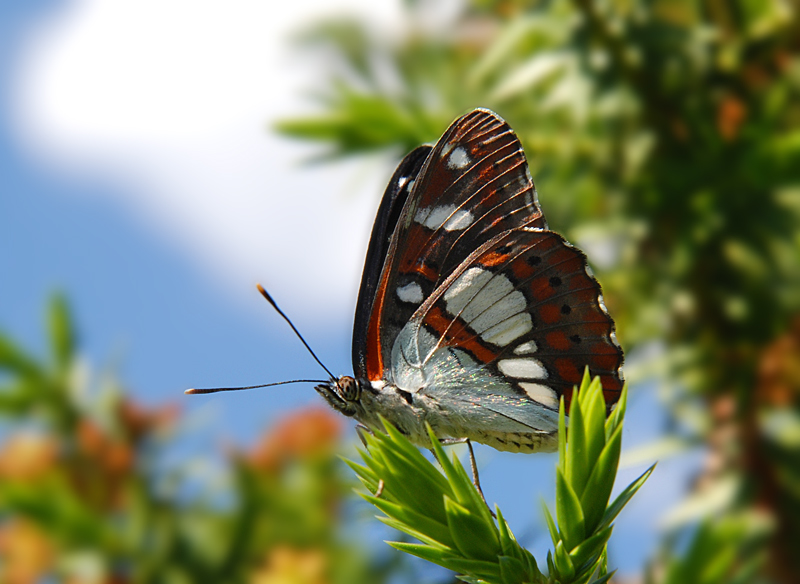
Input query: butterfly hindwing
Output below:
<box><xmin>389</xmin><ymin>227</ymin><xmax>623</xmax><ymax>424</ymax></box>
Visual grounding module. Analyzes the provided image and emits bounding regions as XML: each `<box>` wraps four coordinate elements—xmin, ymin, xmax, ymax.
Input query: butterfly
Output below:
<box><xmin>189</xmin><ymin>109</ymin><xmax>623</xmax><ymax>455</ymax></box>
<box><xmin>317</xmin><ymin>108</ymin><xmax>623</xmax><ymax>453</ymax></box>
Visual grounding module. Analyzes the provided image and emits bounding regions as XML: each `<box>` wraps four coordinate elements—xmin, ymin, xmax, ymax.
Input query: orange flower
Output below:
<box><xmin>118</xmin><ymin>398</ymin><xmax>178</xmax><ymax>442</ymax></box>
<box><xmin>248</xmin><ymin>408</ymin><xmax>342</xmax><ymax>471</ymax></box>
<box><xmin>0</xmin><ymin>520</ymin><xmax>53</xmax><ymax>584</ymax></box>
<box><xmin>76</xmin><ymin>419</ymin><xmax>106</xmax><ymax>458</ymax></box>
<box><xmin>250</xmin><ymin>546</ymin><xmax>328</xmax><ymax>584</ymax></box>
<box><xmin>76</xmin><ymin>420</ymin><xmax>134</xmax><ymax>476</ymax></box>
<box><xmin>73</xmin><ymin>419</ymin><xmax>134</xmax><ymax>510</ymax></box>
<box><xmin>0</xmin><ymin>433</ymin><xmax>57</xmax><ymax>481</ymax></box>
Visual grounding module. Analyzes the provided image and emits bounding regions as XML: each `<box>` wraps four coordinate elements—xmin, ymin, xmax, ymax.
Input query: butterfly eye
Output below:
<box><xmin>339</xmin><ymin>376</ymin><xmax>361</xmax><ymax>402</ymax></box>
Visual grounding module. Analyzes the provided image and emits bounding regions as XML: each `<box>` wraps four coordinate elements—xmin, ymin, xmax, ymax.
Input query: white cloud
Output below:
<box><xmin>12</xmin><ymin>0</ymin><xmax>404</xmax><ymax>325</ymax></box>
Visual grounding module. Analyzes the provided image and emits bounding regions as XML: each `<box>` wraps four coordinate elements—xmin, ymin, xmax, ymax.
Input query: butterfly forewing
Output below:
<box><xmin>353</xmin><ymin>145</ymin><xmax>432</xmax><ymax>379</ymax></box>
<box><xmin>362</xmin><ymin>109</ymin><xmax>548</xmax><ymax>382</ymax></box>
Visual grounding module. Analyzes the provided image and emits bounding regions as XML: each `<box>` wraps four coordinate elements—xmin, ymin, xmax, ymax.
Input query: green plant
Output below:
<box><xmin>648</xmin><ymin>512</ymin><xmax>771</xmax><ymax>584</ymax></box>
<box><xmin>347</xmin><ymin>372</ymin><xmax>653</xmax><ymax>584</ymax></box>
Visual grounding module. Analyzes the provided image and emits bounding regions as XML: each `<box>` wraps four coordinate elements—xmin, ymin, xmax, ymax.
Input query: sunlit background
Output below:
<box><xmin>2</xmin><ymin>0</ymin><xmax>799</xmax><ymax>582</ymax></box>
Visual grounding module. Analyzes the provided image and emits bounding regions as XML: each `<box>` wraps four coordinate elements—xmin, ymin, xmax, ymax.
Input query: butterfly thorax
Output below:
<box><xmin>315</xmin><ymin>375</ymin><xmax>558</xmax><ymax>453</ymax></box>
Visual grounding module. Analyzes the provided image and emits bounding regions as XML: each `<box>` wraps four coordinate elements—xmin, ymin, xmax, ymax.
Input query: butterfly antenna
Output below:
<box><xmin>185</xmin><ymin>379</ymin><xmax>328</xmax><ymax>395</ymax></box>
<box><xmin>256</xmin><ymin>284</ymin><xmax>337</xmax><ymax>381</ymax></box>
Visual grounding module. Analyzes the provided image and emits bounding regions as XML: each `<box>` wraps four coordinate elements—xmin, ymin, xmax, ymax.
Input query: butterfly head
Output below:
<box><xmin>315</xmin><ymin>376</ymin><xmax>364</xmax><ymax>418</ymax></box>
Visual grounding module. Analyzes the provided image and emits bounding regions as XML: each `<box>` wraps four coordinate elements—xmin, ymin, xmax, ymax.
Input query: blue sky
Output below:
<box><xmin>1</xmin><ymin>0</ymin><xmax>391</xmax><ymax>435</ymax></box>
<box><xmin>0</xmin><ymin>0</ymin><xmax>696</xmax><ymax>576</ymax></box>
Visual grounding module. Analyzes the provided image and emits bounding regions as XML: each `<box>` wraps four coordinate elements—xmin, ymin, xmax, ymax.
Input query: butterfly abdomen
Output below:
<box><xmin>470</xmin><ymin>430</ymin><xmax>558</xmax><ymax>453</ymax></box>
<box><xmin>353</xmin><ymin>378</ymin><xmax>559</xmax><ymax>453</ymax></box>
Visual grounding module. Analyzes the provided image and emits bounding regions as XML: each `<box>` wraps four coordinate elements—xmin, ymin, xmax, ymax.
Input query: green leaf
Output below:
<box><xmin>426</xmin><ymin>426</ymin><xmax>494</xmax><ymax>524</ymax></box>
<box><xmin>579</xmin><ymin>366</ymin><xmax>592</xmax><ymax>394</ymax></box>
<box><xmin>468</xmin><ymin>15</ymin><xmax>540</xmax><ymax>87</ymax></box>
<box><xmin>579</xmin><ymin>423</ymin><xmax>623</xmax><ymax>534</ymax></box>
<box><xmin>582</xmin><ymin>375</ymin><xmax>607</xmax><ymax>469</ymax></box>
<box><xmin>48</xmin><ymin>294</ymin><xmax>75</xmax><ymax>373</ymax></box>
<box><xmin>0</xmin><ymin>380</ymin><xmax>39</xmax><ymax>415</ymax></box>
<box><xmin>391</xmin><ymin>542</ymin><xmax>502</xmax><ymax>580</ymax></box>
<box><xmin>598</xmin><ymin>464</ymin><xmax>655</xmax><ymax>531</ymax></box>
<box><xmin>366</xmin><ymin>495</ymin><xmax>455</xmax><ymax>548</ymax></box>
<box><xmin>605</xmin><ymin>384</ymin><xmax>628</xmax><ymax>441</ymax></box>
<box><xmin>553</xmin><ymin>540</ymin><xmax>576</xmax><ymax>580</ymax></box>
<box><xmin>524</xmin><ymin>548</ymin><xmax>543</xmax><ymax>583</ymax></box>
<box><xmin>388</xmin><ymin>541</ymin><xmax>455</xmax><ymax>566</ymax></box>
<box><xmin>558</xmin><ymin>395</ymin><xmax>567</xmax><ymax>472</ymax></box>
<box><xmin>341</xmin><ymin>456</ymin><xmax>380</xmax><ymax>490</ymax></box>
<box><xmin>382</xmin><ymin>420</ymin><xmax>436</xmax><ymax>464</ymax></box>
<box><xmin>274</xmin><ymin>92</ymin><xmax>432</xmax><ymax>157</ymax></box>
<box><xmin>556</xmin><ymin>468</ymin><xmax>586</xmax><ymax>550</ymax></box>
<box><xmin>569</xmin><ymin>527</ymin><xmax>613</xmax><ymax>572</ymax></box>
<box><xmin>496</xmin><ymin>509</ymin><xmax>543</xmax><ymax>581</ymax></box>
<box><xmin>541</xmin><ymin>498</ymin><xmax>560</xmax><ymax>545</ymax></box>
<box><xmin>0</xmin><ymin>334</ymin><xmax>43</xmax><ymax>379</ymax></box>
<box><xmin>588</xmin><ymin>569</ymin><xmax>617</xmax><ymax>584</ymax></box>
<box><xmin>498</xmin><ymin>555</ymin><xmax>530</xmax><ymax>584</ymax></box>
<box><xmin>376</xmin><ymin>515</ymin><xmax>453</xmax><ymax>550</ymax></box>
<box><xmin>565</xmin><ymin>386</ymin><xmax>589</xmax><ymax>497</ymax></box>
<box><xmin>444</xmin><ymin>496</ymin><xmax>500</xmax><ymax>562</ymax></box>
<box><xmin>700</xmin><ymin>544</ymin><xmax>740</xmax><ymax>583</ymax></box>
<box><xmin>495</xmin><ymin>507</ymin><xmax>516</xmax><ymax>558</ymax></box>
<box><xmin>441</xmin><ymin>556</ymin><xmax>503</xmax><ymax>580</ymax></box>
<box><xmin>367</xmin><ymin>452</ymin><xmax>430</xmax><ymax>512</ymax></box>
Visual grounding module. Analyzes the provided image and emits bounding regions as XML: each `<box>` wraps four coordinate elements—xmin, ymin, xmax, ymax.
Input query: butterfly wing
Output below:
<box><xmin>358</xmin><ymin>109</ymin><xmax>548</xmax><ymax>383</ymax></box>
<box><xmin>353</xmin><ymin>108</ymin><xmax>623</xmax><ymax>444</ymax></box>
<box><xmin>391</xmin><ymin>227</ymin><xmax>624</xmax><ymax>423</ymax></box>
<box><xmin>353</xmin><ymin>145</ymin><xmax>432</xmax><ymax>379</ymax></box>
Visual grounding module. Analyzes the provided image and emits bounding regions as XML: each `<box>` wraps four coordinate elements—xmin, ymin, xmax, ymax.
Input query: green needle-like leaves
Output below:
<box><xmin>548</xmin><ymin>370</ymin><xmax>655</xmax><ymax>583</ymax></box>
<box><xmin>346</xmin><ymin>421</ymin><xmax>538</xmax><ymax>584</ymax></box>
<box><xmin>347</xmin><ymin>371</ymin><xmax>653</xmax><ymax>583</ymax></box>
<box><xmin>48</xmin><ymin>293</ymin><xmax>75</xmax><ymax>375</ymax></box>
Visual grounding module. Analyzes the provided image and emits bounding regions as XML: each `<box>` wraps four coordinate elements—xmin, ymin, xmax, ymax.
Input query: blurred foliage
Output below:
<box><xmin>644</xmin><ymin>512</ymin><xmax>771</xmax><ymax>584</ymax></box>
<box><xmin>277</xmin><ymin>0</ymin><xmax>800</xmax><ymax>581</ymax></box>
<box><xmin>347</xmin><ymin>374</ymin><xmax>652</xmax><ymax>584</ymax></box>
<box><xmin>0</xmin><ymin>296</ymin><xmax>407</xmax><ymax>584</ymax></box>
<box><xmin>4</xmin><ymin>0</ymin><xmax>800</xmax><ymax>581</ymax></box>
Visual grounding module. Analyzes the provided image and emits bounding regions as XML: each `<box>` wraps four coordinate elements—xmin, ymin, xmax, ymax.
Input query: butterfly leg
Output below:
<box><xmin>465</xmin><ymin>440</ymin><xmax>487</xmax><ymax>504</ymax></box>
<box><xmin>464</xmin><ymin>439</ymin><xmax>494</xmax><ymax>516</ymax></box>
<box><xmin>356</xmin><ymin>424</ymin><xmax>374</xmax><ymax>449</ymax></box>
